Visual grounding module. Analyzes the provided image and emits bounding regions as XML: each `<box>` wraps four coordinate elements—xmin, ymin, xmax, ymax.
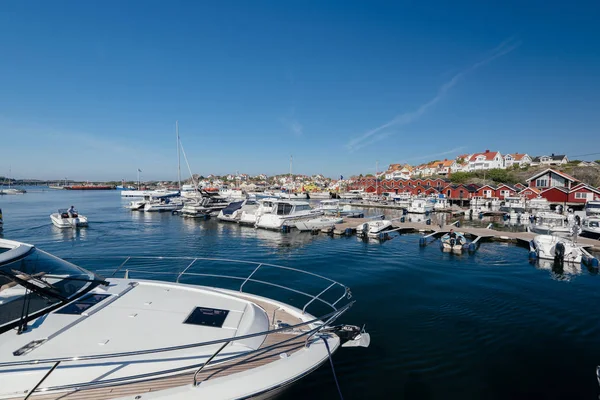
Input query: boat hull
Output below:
<box><xmin>50</xmin><ymin>213</ymin><xmax>88</xmax><ymax>228</ymax></box>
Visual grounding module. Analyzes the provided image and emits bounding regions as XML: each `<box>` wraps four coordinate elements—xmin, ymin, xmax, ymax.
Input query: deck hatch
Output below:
<box><xmin>184</xmin><ymin>307</ymin><xmax>229</xmax><ymax>328</ymax></box>
<box><xmin>55</xmin><ymin>293</ymin><xmax>110</xmax><ymax>315</ymax></box>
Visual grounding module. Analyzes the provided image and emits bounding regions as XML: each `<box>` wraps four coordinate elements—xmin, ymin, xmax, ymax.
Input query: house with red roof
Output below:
<box><xmin>567</xmin><ymin>183</ymin><xmax>600</xmax><ymax>203</ymax></box>
<box><xmin>519</xmin><ymin>187</ymin><xmax>542</xmax><ymax>200</ymax></box>
<box><xmin>495</xmin><ymin>184</ymin><xmax>518</xmax><ymax>200</ymax></box>
<box><xmin>467</xmin><ymin>150</ymin><xmax>504</xmax><ymax>171</ymax></box>
<box><xmin>504</xmin><ymin>153</ymin><xmax>532</xmax><ymax>168</ymax></box>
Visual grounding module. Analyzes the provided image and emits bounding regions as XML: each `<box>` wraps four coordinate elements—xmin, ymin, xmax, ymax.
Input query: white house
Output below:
<box><xmin>530</xmin><ymin>154</ymin><xmax>569</xmax><ymax>166</ymax></box>
<box><xmin>504</xmin><ymin>153</ymin><xmax>532</xmax><ymax>168</ymax></box>
<box><xmin>467</xmin><ymin>150</ymin><xmax>504</xmax><ymax>171</ymax></box>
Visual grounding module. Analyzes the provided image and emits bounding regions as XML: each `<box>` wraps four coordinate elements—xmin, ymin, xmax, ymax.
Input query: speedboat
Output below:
<box><xmin>144</xmin><ymin>198</ymin><xmax>184</xmax><ymax>212</ymax></box>
<box><xmin>528</xmin><ymin>212</ymin><xmax>573</xmax><ymax>237</ymax></box>
<box><xmin>529</xmin><ymin>234</ymin><xmax>584</xmax><ymax>263</ymax></box>
<box><xmin>239</xmin><ymin>198</ymin><xmax>276</xmax><ymax>226</ymax></box>
<box><xmin>407</xmin><ymin>198</ymin><xmax>434</xmax><ymax>214</ymax></box>
<box><xmin>0</xmin><ymin>188</ymin><xmax>26</xmax><ymax>195</ymax></box>
<box><xmin>126</xmin><ymin>198</ymin><xmax>148</xmax><ymax>210</ymax></box>
<box><xmin>586</xmin><ymin>200</ymin><xmax>600</xmax><ymax>217</ymax></box>
<box><xmin>440</xmin><ymin>232</ymin><xmax>468</xmax><ymax>253</ymax></box>
<box><xmin>0</xmin><ymin>238</ymin><xmax>369</xmax><ymax>400</ymax></box>
<box><xmin>50</xmin><ymin>209</ymin><xmax>88</xmax><ymax>228</ymax></box>
<box><xmin>255</xmin><ymin>200</ymin><xmax>323</xmax><ymax>230</ymax></box>
<box><xmin>217</xmin><ymin>200</ymin><xmax>248</xmax><ymax>222</ymax></box>
<box><xmin>355</xmin><ymin>219</ymin><xmax>392</xmax><ymax>238</ymax></box>
<box><xmin>295</xmin><ymin>216</ymin><xmax>343</xmax><ymax>231</ymax></box>
<box><xmin>581</xmin><ymin>217</ymin><xmax>600</xmax><ymax>240</ymax></box>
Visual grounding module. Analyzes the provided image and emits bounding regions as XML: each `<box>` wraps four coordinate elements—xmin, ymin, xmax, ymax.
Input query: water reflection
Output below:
<box><xmin>50</xmin><ymin>226</ymin><xmax>88</xmax><ymax>242</ymax></box>
<box><xmin>534</xmin><ymin>259</ymin><xmax>582</xmax><ymax>281</ymax></box>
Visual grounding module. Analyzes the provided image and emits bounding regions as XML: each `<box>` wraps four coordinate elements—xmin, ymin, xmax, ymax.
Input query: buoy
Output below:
<box><xmin>172</xmin><ymin>210</ymin><xmax>179</xmax><ymax>215</ymax></box>
<box><xmin>503</xmin><ymin>214</ymin><xmax>509</xmax><ymax>221</ymax></box>
<box><xmin>402</xmin><ymin>209</ymin><xmax>408</xmax><ymax>215</ymax></box>
<box><xmin>478</xmin><ymin>212</ymin><xmax>484</xmax><ymax>219</ymax></box>
<box><xmin>345</xmin><ymin>228</ymin><xmax>353</xmax><ymax>236</ymax></box>
<box><xmin>583</xmin><ymin>254</ymin><xmax>599</xmax><ymax>267</ymax></box>
<box><xmin>426</xmin><ymin>219</ymin><xmax>431</xmax><ymax>225</ymax></box>
<box><xmin>425</xmin><ymin>211</ymin><xmax>430</xmax><ymax>217</ymax></box>
<box><xmin>400</xmin><ymin>216</ymin><xmax>405</xmax><ymax>223</ymax></box>
<box><xmin>419</xmin><ymin>237</ymin><xmax>426</xmax><ymax>247</ymax></box>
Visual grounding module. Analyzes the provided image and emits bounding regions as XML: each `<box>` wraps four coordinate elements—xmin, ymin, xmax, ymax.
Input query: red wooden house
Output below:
<box><xmin>495</xmin><ymin>184</ymin><xmax>517</xmax><ymax>200</ymax></box>
<box><xmin>539</xmin><ymin>187</ymin><xmax>569</xmax><ymax>203</ymax></box>
<box><xmin>474</xmin><ymin>185</ymin><xmax>496</xmax><ymax>198</ymax></box>
<box><xmin>519</xmin><ymin>187</ymin><xmax>542</xmax><ymax>200</ymax></box>
<box><xmin>567</xmin><ymin>183</ymin><xmax>600</xmax><ymax>203</ymax></box>
<box><xmin>526</xmin><ymin>169</ymin><xmax>578</xmax><ymax>190</ymax></box>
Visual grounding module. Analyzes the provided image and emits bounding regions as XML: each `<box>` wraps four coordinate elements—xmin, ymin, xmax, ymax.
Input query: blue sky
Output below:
<box><xmin>1</xmin><ymin>1</ymin><xmax>599</xmax><ymax>181</ymax></box>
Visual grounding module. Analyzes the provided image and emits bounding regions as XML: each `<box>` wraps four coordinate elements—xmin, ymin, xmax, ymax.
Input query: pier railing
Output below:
<box><xmin>1</xmin><ymin>256</ymin><xmax>355</xmax><ymax>396</ymax></box>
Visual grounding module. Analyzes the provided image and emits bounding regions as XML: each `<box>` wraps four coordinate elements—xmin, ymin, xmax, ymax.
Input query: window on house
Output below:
<box><xmin>536</xmin><ymin>178</ymin><xmax>548</xmax><ymax>187</ymax></box>
<box><xmin>575</xmin><ymin>192</ymin><xmax>589</xmax><ymax>199</ymax></box>
<box><xmin>447</xmin><ymin>190</ymin><xmax>451</xmax><ymax>197</ymax></box>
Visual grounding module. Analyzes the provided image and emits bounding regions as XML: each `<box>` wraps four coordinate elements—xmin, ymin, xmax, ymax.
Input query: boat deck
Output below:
<box><xmin>16</xmin><ymin>296</ymin><xmax>312</xmax><ymax>400</ymax></box>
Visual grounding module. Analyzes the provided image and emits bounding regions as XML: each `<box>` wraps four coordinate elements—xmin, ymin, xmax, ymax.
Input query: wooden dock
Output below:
<box><xmin>324</xmin><ymin>218</ymin><xmax>600</xmax><ymax>252</ymax></box>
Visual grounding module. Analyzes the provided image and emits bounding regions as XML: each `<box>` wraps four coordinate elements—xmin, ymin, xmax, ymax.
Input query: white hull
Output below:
<box><xmin>407</xmin><ymin>199</ymin><xmax>434</xmax><ymax>214</ymax></box>
<box><xmin>121</xmin><ymin>190</ymin><xmax>179</xmax><ymax>198</ymax></box>
<box><xmin>530</xmin><ymin>234</ymin><xmax>583</xmax><ymax>263</ymax></box>
<box><xmin>308</xmin><ymin>192</ymin><xmax>331</xmax><ymax>199</ymax></box>
<box><xmin>256</xmin><ymin>210</ymin><xmax>323</xmax><ymax>230</ymax></box>
<box><xmin>50</xmin><ymin>213</ymin><xmax>88</xmax><ymax>228</ymax></box>
<box><xmin>126</xmin><ymin>200</ymin><xmax>146</xmax><ymax>210</ymax></box>
<box><xmin>144</xmin><ymin>201</ymin><xmax>183</xmax><ymax>212</ymax></box>
<box><xmin>355</xmin><ymin>220</ymin><xmax>392</xmax><ymax>237</ymax></box>
<box><xmin>528</xmin><ymin>225</ymin><xmax>573</xmax><ymax>238</ymax></box>
<box><xmin>295</xmin><ymin>217</ymin><xmax>343</xmax><ymax>231</ymax></box>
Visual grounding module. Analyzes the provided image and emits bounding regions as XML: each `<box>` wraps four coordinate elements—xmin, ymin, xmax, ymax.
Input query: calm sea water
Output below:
<box><xmin>2</xmin><ymin>189</ymin><xmax>600</xmax><ymax>399</ymax></box>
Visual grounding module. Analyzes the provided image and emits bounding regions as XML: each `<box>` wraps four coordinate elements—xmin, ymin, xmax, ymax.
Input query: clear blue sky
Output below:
<box><xmin>1</xmin><ymin>1</ymin><xmax>599</xmax><ymax>181</ymax></box>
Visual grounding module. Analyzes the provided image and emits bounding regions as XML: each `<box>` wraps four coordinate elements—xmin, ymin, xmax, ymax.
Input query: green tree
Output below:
<box><xmin>449</xmin><ymin>172</ymin><xmax>473</xmax><ymax>183</ymax></box>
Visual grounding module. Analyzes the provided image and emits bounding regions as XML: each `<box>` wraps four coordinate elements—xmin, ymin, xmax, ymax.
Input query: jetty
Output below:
<box><xmin>321</xmin><ymin>217</ymin><xmax>600</xmax><ymax>253</ymax></box>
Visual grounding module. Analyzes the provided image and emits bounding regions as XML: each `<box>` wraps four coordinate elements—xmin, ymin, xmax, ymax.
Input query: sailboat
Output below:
<box><xmin>0</xmin><ymin>168</ymin><xmax>26</xmax><ymax>195</ymax></box>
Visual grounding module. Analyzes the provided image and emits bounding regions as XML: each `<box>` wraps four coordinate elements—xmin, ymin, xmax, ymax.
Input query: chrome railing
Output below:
<box><xmin>1</xmin><ymin>256</ymin><xmax>355</xmax><ymax>395</ymax></box>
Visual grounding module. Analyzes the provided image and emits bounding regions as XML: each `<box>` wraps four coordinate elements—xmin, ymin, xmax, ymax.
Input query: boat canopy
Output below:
<box><xmin>0</xmin><ymin>240</ymin><xmax>103</xmax><ymax>332</ymax></box>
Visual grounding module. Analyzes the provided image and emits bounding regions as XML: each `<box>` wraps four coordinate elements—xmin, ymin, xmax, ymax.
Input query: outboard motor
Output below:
<box><xmin>575</xmin><ymin>215</ymin><xmax>581</xmax><ymax>226</ymax></box>
<box><xmin>449</xmin><ymin>238</ymin><xmax>456</xmax><ymax>247</ymax></box>
<box><xmin>529</xmin><ymin>215</ymin><xmax>535</xmax><ymax>223</ymax></box>
<box><xmin>554</xmin><ymin>242</ymin><xmax>566</xmax><ymax>264</ymax></box>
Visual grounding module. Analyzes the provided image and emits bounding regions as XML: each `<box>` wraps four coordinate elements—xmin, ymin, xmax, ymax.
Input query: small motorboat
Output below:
<box><xmin>50</xmin><ymin>209</ymin><xmax>88</xmax><ymax>228</ymax></box>
<box><xmin>144</xmin><ymin>197</ymin><xmax>184</xmax><ymax>212</ymax></box>
<box><xmin>581</xmin><ymin>217</ymin><xmax>600</xmax><ymax>240</ymax></box>
<box><xmin>217</xmin><ymin>200</ymin><xmax>247</xmax><ymax>222</ymax></box>
<box><xmin>529</xmin><ymin>234</ymin><xmax>583</xmax><ymax>263</ymax></box>
<box><xmin>126</xmin><ymin>199</ymin><xmax>147</xmax><ymax>210</ymax></box>
<box><xmin>440</xmin><ymin>231</ymin><xmax>468</xmax><ymax>253</ymax></box>
<box><xmin>295</xmin><ymin>216</ymin><xmax>343</xmax><ymax>231</ymax></box>
<box><xmin>355</xmin><ymin>219</ymin><xmax>392</xmax><ymax>238</ymax></box>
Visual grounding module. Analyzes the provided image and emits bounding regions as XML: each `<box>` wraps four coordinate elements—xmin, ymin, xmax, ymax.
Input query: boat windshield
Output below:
<box><xmin>0</xmin><ymin>248</ymin><xmax>103</xmax><ymax>331</ymax></box>
<box><xmin>586</xmin><ymin>203</ymin><xmax>600</xmax><ymax>209</ymax></box>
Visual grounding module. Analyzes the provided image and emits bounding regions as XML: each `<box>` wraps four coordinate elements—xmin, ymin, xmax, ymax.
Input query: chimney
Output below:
<box><xmin>485</xmin><ymin>149</ymin><xmax>490</xmax><ymax>153</ymax></box>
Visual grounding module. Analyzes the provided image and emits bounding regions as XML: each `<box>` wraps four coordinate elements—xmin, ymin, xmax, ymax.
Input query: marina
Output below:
<box><xmin>2</xmin><ymin>189</ymin><xmax>600</xmax><ymax>399</ymax></box>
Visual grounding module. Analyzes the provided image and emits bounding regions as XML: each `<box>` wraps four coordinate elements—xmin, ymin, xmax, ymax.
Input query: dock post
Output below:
<box><xmin>400</xmin><ymin>216</ymin><xmax>405</xmax><ymax>223</ymax></box>
<box><xmin>468</xmin><ymin>243</ymin><xmax>476</xmax><ymax>253</ymax></box>
<box><xmin>345</xmin><ymin>227</ymin><xmax>353</xmax><ymax>236</ymax></box>
<box><xmin>419</xmin><ymin>237</ymin><xmax>426</xmax><ymax>247</ymax></box>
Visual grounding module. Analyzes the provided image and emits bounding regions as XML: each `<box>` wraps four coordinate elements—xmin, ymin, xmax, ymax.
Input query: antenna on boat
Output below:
<box><xmin>289</xmin><ymin>155</ymin><xmax>293</xmax><ymax>200</ymax></box>
<box><xmin>176</xmin><ymin>121</ymin><xmax>181</xmax><ymax>192</ymax></box>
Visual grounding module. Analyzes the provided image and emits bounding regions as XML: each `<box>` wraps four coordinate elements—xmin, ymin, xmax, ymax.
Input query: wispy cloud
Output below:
<box><xmin>346</xmin><ymin>37</ymin><xmax>521</xmax><ymax>152</ymax></box>
<box><xmin>280</xmin><ymin>108</ymin><xmax>303</xmax><ymax>137</ymax></box>
<box><xmin>407</xmin><ymin>146</ymin><xmax>467</xmax><ymax>162</ymax></box>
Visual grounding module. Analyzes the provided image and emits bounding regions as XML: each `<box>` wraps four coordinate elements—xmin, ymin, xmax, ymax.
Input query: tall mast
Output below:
<box><xmin>176</xmin><ymin>121</ymin><xmax>181</xmax><ymax>191</ymax></box>
<box><xmin>289</xmin><ymin>155</ymin><xmax>293</xmax><ymax>199</ymax></box>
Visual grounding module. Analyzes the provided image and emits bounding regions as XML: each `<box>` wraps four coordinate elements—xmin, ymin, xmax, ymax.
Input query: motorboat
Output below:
<box><xmin>433</xmin><ymin>196</ymin><xmax>451</xmax><ymax>211</ymax></box>
<box><xmin>528</xmin><ymin>212</ymin><xmax>574</xmax><ymax>237</ymax></box>
<box><xmin>0</xmin><ymin>238</ymin><xmax>369</xmax><ymax>400</ymax></box>
<box><xmin>219</xmin><ymin>188</ymin><xmax>246</xmax><ymax>200</ymax></box>
<box><xmin>239</xmin><ymin>198</ymin><xmax>277</xmax><ymax>226</ymax></box>
<box><xmin>308</xmin><ymin>191</ymin><xmax>331</xmax><ymax>199</ymax></box>
<box><xmin>295</xmin><ymin>216</ymin><xmax>343</xmax><ymax>232</ymax></box>
<box><xmin>144</xmin><ymin>197</ymin><xmax>184</xmax><ymax>212</ymax></box>
<box><xmin>407</xmin><ymin>198</ymin><xmax>434</xmax><ymax>214</ymax></box>
<box><xmin>121</xmin><ymin>189</ymin><xmax>180</xmax><ymax>198</ymax></box>
<box><xmin>318</xmin><ymin>199</ymin><xmax>341</xmax><ymax>213</ymax></box>
<box><xmin>470</xmin><ymin>196</ymin><xmax>500</xmax><ymax>213</ymax></box>
<box><xmin>392</xmin><ymin>192</ymin><xmax>412</xmax><ymax>209</ymax></box>
<box><xmin>0</xmin><ymin>208</ymin><xmax>3</xmax><ymax>231</ymax></box>
<box><xmin>586</xmin><ymin>200</ymin><xmax>600</xmax><ymax>217</ymax></box>
<box><xmin>180</xmin><ymin>196</ymin><xmax>230</xmax><ymax>218</ymax></box>
<box><xmin>126</xmin><ymin>198</ymin><xmax>148</xmax><ymax>211</ymax></box>
<box><xmin>0</xmin><ymin>188</ymin><xmax>26</xmax><ymax>195</ymax></box>
<box><xmin>255</xmin><ymin>201</ymin><xmax>323</xmax><ymax>230</ymax></box>
<box><xmin>217</xmin><ymin>200</ymin><xmax>249</xmax><ymax>222</ymax></box>
<box><xmin>440</xmin><ymin>231</ymin><xmax>468</xmax><ymax>253</ymax></box>
<box><xmin>500</xmin><ymin>196</ymin><xmax>527</xmax><ymax>213</ymax></box>
<box><xmin>529</xmin><ymin>234</ymin><xmax>584</xmax><ymax>263</ymax></box>
<box><xmin>339</xmin><ymin>190</ymin><xmax>364</xmax><ymax>200</ymax></box>
<box><xmin>355</xmin><ymin>219</ymin><xmax>392</xmax><ymax>238</ymax></box>
<box><xmin>527</xmin><ymin>197</ymin><xmax>551</xmax><ymax>213</ymax></box>
<box><xmin>581</xmin><ymin>217</ymin><xmax>600</xmax><ymax>240</ymax></box>
<box><xmin>50</xmin><ymin>209</ymin><xmax>88</xmax><ymax>228</ymax></box>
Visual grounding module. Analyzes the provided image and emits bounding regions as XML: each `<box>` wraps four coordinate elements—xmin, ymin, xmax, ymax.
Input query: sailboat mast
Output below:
<box><xmin>289</xmin><ymin>155</ymin><xmax>293</xmax><ymax>199</ymax></box>
<box><xmin>176</xmin><ymin>121</ymin><xmax>181</xmax><ymax>191</ymax></box>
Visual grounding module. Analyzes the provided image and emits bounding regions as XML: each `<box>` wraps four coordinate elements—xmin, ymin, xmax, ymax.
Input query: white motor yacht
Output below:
<box><xmin>0</xmin><ymin>238</ymin><xmax>369</xmax><ymax>400</ymax></box>
<box><xmin>500</xmin><ymin>196</ymin><xmax>527</xmax><ymax>213</ymax></box>
<box><xmin>339</xmin><ymin>190</ymin><xmax>364</xmax><ymax>200</ymax></box>
<box><xmin>407</xmin><ymin>198</ymin><xmax>434</xmax><ymax>214</ymax></box>
<box><xmin>144</xmin><ymin>198</ymin><xmax>184</xmax><ymax>212</ymax></box>
<box><xmin>585</xmin><ymin>200</ymin><xmax>600</xmax><ymax>217</ymax></box>
<box><xmin>181</xmin><ymin>196</ymin><xmax>230</xmax><ymax>218</ymax></box>
<box><xmin>50</xmin><ymin>209</ymin><xmax>88</xmax><ymax>228</ymax></box>
<box><xmin>217</xmin><ymin>200</ymin><xmax>249</xmax><ymax>222</ymax></box>
<box><xmin>581</xmin><ymin>217</ymin><xmax>600</xmax><ymax>240</ymax></box>
<box><xmin>255</xmin><ymin>201</ymin><xmax>323</xmax><ymax>230</ymax></box>
<box><xmin>529</xmin><ymin>234</ymin><xmax>584</xmax><ymax>263</ymax></box>
<box><xmin>529</xmin><ymin>212</ymin><xmax>574</xmax><ymax>237</ymax></box>
<box><xmin>308</xmin><ymin>191</ymin><xmax>331</xmax><ymax>199</ymax></box>
<box><xmin>219</xmin><ymin>188</ymin><xmax>246</xmax><ymax>200</ymax></box>
<box><xmin>0</xmin><ymin>188</ymin><xmax>26</xmax><ymax>195</ymax></box>
<box><xmin>355</xmin><ymin>219</ymin><xmax>392</xmax><ymax>238</ymax></box>
<box><xmin>527</xmin><ymin>197</ymin><xmax>551</xmax><ymax>213</ymax></box>
<box><xmin>433</xmin><ymin>197</ymin><xmax>451</xmax><ymax>211</ymax></box>
<box><xmin>239</xmin><ymin>198</ymin><xmax>276</xmax><ymax>226</ymax></box>
<box><xmin>318</xmin><ymin>199</ymin><xmax>341</xmax><ymax>213</ymax></box>
<box><xmin>295</xmin><ymin>216</ymin><xmax>343</xmax><ymax>232</ymax></box>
